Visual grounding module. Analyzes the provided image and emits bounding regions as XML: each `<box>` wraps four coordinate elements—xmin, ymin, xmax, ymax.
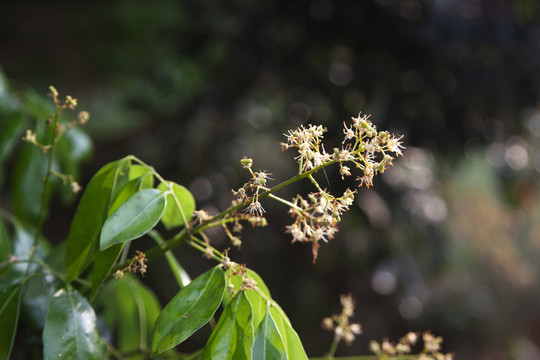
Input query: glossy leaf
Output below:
<box><xmin>0</xmin><ymin>284</ymin><xmax>22</xmax><ymax>360</ymax></box>
<box><xmin>253</xmin><ymin>303</ymin><xmax>287</xmax><ymax>360</ymax></box>
<box><xmin>108</xmin><ymin>167</ymin><xmax>153</xmax><ymax>215</ymax></box>
<box><xmin>108</xmin><ymin>178</ymin><xmax>146</xmax><ymax>216</ymax></box>
<box><xmin>5</xmin><ymin>222</ymin><xmax>49</xmax><ymax>282</ymax></box>
<box><xmin>91</xmin><ymin>165</ymin><xmax>154</xmax><ymax>297</ymax></box>
<box><xmin>158</xmin><ymin>181</ymin><xmax>196</xmax><ymax>229</ymax></box>
<box><xmin>202</xmin><ymin>291</ymin><xmax>254</xmax><ymax>360</ymax></box>
<box><xmin>65</xmin><ymin>160</ymin><xmax>121</xmax><ymax>282</ymax></box>
<box><xmin>43</xmin><ymin>289</ymin><xmax>104</xmax><ymax>360</ymax></box>
<box><xmin>269</xmin><ymin>305</ymin><xmax>308</xmax><ymax>360</ymax></box>
<box><xmin>151</xmin><ymin>266</ymin><xmax>226</xmax><ymax>356</ymax></box>
<box><xmin>100</xmin><ymin>188</ymin><xmax>166</xmax><ymax>250</ymax></box>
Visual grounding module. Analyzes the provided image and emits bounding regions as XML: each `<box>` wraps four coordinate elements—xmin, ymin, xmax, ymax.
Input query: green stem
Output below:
<box><xmin>113</xmin><ymin>158</ymin><xmax>342</xmax><ymax>272</ymax></box>
<box><xmin>137</xmin><ymin>160</ymin><xmax>339</xmax><ymax>264</ymax></box>
<box><xmin>267</xmin><ymin>193</ymin><xmax>303</xmax><ymax>212</ymax></box>
<box><xmin>28</xmin><ymin>103</ymin><xmax>61</xmax><ymax>272</ymax></box>
<box><xmin>327</xmin><ymin>337</ymin><xmax>339</xmax><ymax>359</ymax></box>
<box><xmin>186</xmin><ymin>237</ymin><xmax>222</xmax><ymax>262</ymax></box>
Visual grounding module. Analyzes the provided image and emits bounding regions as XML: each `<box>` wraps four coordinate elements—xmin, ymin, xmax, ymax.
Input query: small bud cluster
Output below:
<box><xmin>51</xmin><ymin>171</ymin><xmax>83</xmax><ymax>193</ymax></box>
<box><xmin>223</xmin><ymin>157</ymin><xmax>273</xmax><ymax>247</ymax></box>
<box><xmin>321</xmin><ymin>294</ymin><xmax>363</xmax><ymax>346</ymax></box>
<box><xmin>369</xmin><ymin>331</ymin><xmax>453</xmax><ymax>360</ymax></box>
<box><xmin>129</xmin><ymin>250</ymin><xmax>148</xmax><ymax>276</ymax></box>
<box><xmin>113</xmin><ymin>250</ymin><xmax>148</xmax><ymax>279</ymax></box>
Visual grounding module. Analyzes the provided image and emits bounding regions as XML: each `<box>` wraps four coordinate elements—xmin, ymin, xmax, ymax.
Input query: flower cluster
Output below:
<box><xmin>321</xmin><ymin>294</ymin><xmax>362</xmax><ymax>346</ymax></box>
<box><xmin>281</xmin><ymin>124</ymin><xmax>330</xmax><ymax>172</ymax></box>
<box><xmin>225</xmin><ymin>113</ymin><xmax>403</xmax><ymax>260</ymax></box>
<box><xmin>232</xmin><ymin>157</ymin><xmax>273</xmax><ymax>204</ymax></box>
<box><xmin>369</xmin><ymin>331</ymin><xmax>453</xmax><ymax>360</ymax></box>
<box><xmin>286</xmin><ymin>188</ymin><xmax>355</xmax><ymax>262</ymax></box>
<box><xmin>213</xmin><ymin>158</ymin><xmax>273</xmax><ymax>247</ymax></box>
<box><xmin>281</xmin><ymin>113</ymin><xmax>404</xmax><ymax>187</ymax></box>
<box><xmin>278</xmin><ymin>113</ymin><xmax>403</xmax><ymax>260</ymax></box>
<box><xmin>113</xmin><ymin>250</ymin><xmax>148</xmax><ymax>279</ymax></box>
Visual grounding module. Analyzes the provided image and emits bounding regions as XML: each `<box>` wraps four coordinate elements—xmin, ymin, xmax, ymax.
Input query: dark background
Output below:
<box><xmin>3</xmin><ymin>0</ymin><xmax>540</xmax><ymax>358</ymax></box>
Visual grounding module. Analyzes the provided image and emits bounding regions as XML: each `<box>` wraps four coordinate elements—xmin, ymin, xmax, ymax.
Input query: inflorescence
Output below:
<box><xmin>224</xmin><ymin>113</ymin><xmax>404</xmax><ymax>262</ymax></box>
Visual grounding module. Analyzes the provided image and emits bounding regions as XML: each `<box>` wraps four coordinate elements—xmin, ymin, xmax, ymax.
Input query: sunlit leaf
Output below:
<box><xmin>269</xmin><ymin>304</ymin><xmax>308</xmax><ymax>360</ymax></box>
<box><xmin>253</xmin><ymin>302</ymin><xmax>287</xmax><ymax>360</ymax></box>
<box><xmin>202</xmin><ymin>291</ymin><xmax>254</xmax><ymax>360</ymax></box>
<box><xmin>0</xmin><ymin>284</ymin><xmax>22</xmax><ymax>360</ymax></box>
<box><xmin>100</xmin><ymin>188</ymin><xmax>166</xmax><ymax>250</ymax></box>
<box><xmin>43</xmin><ymin>289</ymin><xmax>104</xmax><ymax>360</ymax></box>
<box><xmin>157</xmin><ymin>181</ymin><xmax>195</xmax><ymax>230</ymax></box>
<box><xmin>151</xmin><ymin>266</ymin><xmax>226</xmax><ymax>356</ymax></box>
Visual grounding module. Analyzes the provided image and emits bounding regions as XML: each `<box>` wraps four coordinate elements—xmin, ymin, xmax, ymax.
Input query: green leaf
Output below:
<box><xmin>127</xmin><ymin>164</ymin><xmax>153</xmax><ymax>180</ymax></box>
<box><xmin>0</xmin><ymin>284</ymin><xmax>22</xmax><ymax>360</ymax></box>
<box><xmin>222</xmin><ymin>268</ymin><xmax>271</xmax><ymax>332</ymax></box>
<box><xmin>0</xmin><ymin>219</ymin><xmax>10</xmax><ymax>262</ymax></box>
<box><xmin>43</xmin><ymin>289</ymin><xmax>104</xmax><ymax>360</ymax></box>
<box><xmin>4</xmin><ymin>222</ymin><xmax>49</xmax><ymax>282</ymax></box>
<box><xmin>151</xmin><ymin>266</ymin><xmax>226</xmax><ymax>356</ymax></box>
<box><xmin>158</xmin><ymin>181</ymin><xmax>196</xmax><ymax>230</ymax></box>
<box><xmin>253</xmin><ymin>303</ymin><xmax>287</xmax><ymax>360</ymax></box>
<box><xmin>11</xmin><ymin>142</ymin><xmax>51</xmax><ymax>224</ymax></box>
<box><xmin>100</xmin><ymin>188</ymin><xmax>166</xmax><ymax>250</ymax></box>
<box><xmin>89</xmin><ymin>243</ymin><xmax>123</xmax><ymax>299</ymax></box>
<box><xmin>65</xmin><ymin>158</ymin><xmax>134</xmax><ymax>282</ymax></box>
<box><xmin>223</xmin><ymin>267</ymin><xmax>271</xmax><ymax>307</ymax></box>
<box><xmin>108</xmin><ymin>173</ymin><xmax>154</xmax><ymax>215</ymax></box>
<box><xmin>269</xmin><ymin>304</ymin><xmax>308</xmax><ymax>360</ymax></box>
<box><xmin>91</xmin><ymin>169</ymin><xmax>155</xmax><ymax>298</ymax></box>
<box><xmin>65</xmin><ymin>160</ymin><xmax>122</xmax><ymax>282</ymax></box>
<box><xmin>0</xmin><ymin>110</ymin><xmax>23</xmax><ymax>164</ymax></box>
<box><xmin>202</xmin><ymin>291</ymin><xmax>254</xmax><ymax>360</ymax></box>
<box><xmin>96</xmin><ymin>274</ymin><xmax>160</xmax><ymax>356</ymax></box>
